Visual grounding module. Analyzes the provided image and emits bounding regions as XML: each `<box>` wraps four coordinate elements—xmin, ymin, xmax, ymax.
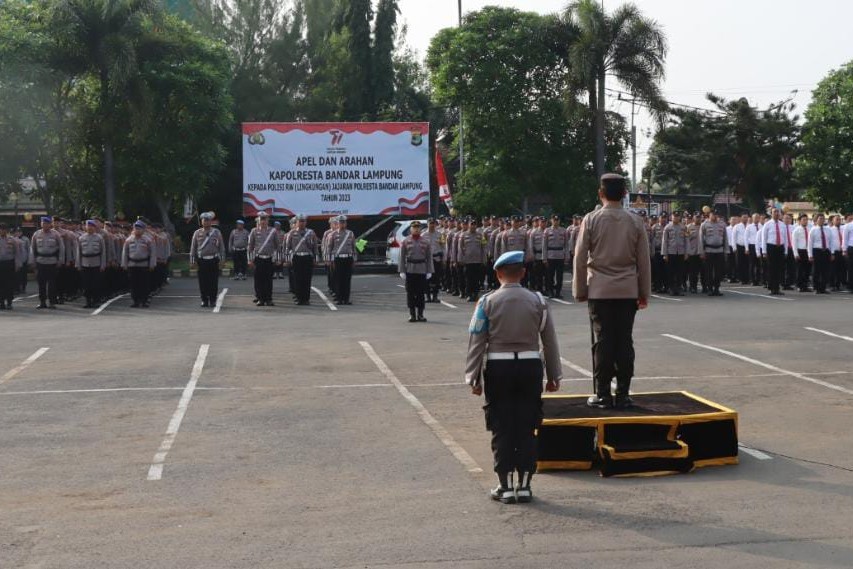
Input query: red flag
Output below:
<box><xmin>435</xmin><ymin>150</ymin><xmax>453</xmax><ymax>210</ymax></box>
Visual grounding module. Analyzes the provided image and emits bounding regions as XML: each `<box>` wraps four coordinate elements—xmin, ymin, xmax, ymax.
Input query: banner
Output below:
<box><xmin>242</xmin><ymin>122</ymin><xmax>430</xmax><ymax>217</ymax></box>
<box><xmin>435</xmin><ymin>149</ymin><xmax>453</xmax><ymax>211</ymax></box>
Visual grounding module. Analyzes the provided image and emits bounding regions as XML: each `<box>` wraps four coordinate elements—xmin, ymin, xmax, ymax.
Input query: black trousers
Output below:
<box><xmin>0</xmin><ymin>259</ymin><xmax>14</xmax><ymax>304</ymax></box>
<box><xmin>36</xmin><ymin>263</ymin><xmax>58</xmax><ymax>305</ymax></box>
<box><xmin>588</xmin><ymin>299</ymin><xmax>638</xmax><ymax>398</ymax></box>
<box><xmin>253</xmin><ymin>258</ymin><xmax>273</xmax><ymax>302</ymax></box>
<box><xmin>667</xmin><ymin>255</ymin><xmax>684</xmax><ymax>293</ymax></box>
<box><xmin>483</xmin><ymin>359</ymin><xmax>543</xmax><ymax>474</ymax></box>
<box><xmin>687</xmin><ymin>255</ymin><xmax>702</xmax><ymax>290</ymax></box>
<box><xmin>546</xmin><ymin>259</ymin><xmax>565</xmax><ymax>296</ymax></box>
<box><xmin>766</xmin><ymin>244</ymin><xmax>784</xmax><ymax>293</ymax></box>
<box><xmin>405</xmin><ymin>272</ymin><xmax>427</xmax><ymax>311</ymax></box>
<box><xmin>653</xmin><ymin>251</ymin><xmax>667</xmax><ymax>291</ymax></box>
<box><xmin>530</xmin><ymin>260</ymin><xmax>545</xmax><ymax>292</ymax></box>
<box><xmin>429</xmin><ymin>256</ymin><xmax>443</xmax><ymax>296</ymax></box>
<box><xmin>18</xmin><ymin>264</ymin><xmax>28</xmax><ymax>292</ymax></box>
<box><xmin>464</xmin><ymin>263</ymin><xmax>483</xmax><ymax>299</ymax></box>
<box><xmin>128</xmin><ymin>266</ymin><xmax>150</xmax><ymax>305</ymax></box>
<box><xmin>726</xmin><ymin>249</ymin><xmax>736</xmax><ymax>280</ymax></box>
<box><xmin>333</xmin><ymin>258</ymin><xmax>353</xmax><ymax>302</ymax></box>
<box><xmin>197</xmin><ymin>258</ymin><xmax>219</xmax><ymax>303</ymax></box>
<box><xmin>80</xmin><ymin>267</ymin><xmax>102</xmax><ymax>304</ymax></box>
<box><xmin>292</xmin><ymin>255</ymin><xmax>313</xmax><ymax>303</ymax></box>
<box><xmin>784</xmin><ymin>250</ymin><xmax>797</xmax><ymax>288</ymax></box>
<box><xmin>831</xmin><ymin>251</ymin><xmax>846</xmax><ymax>289</ymax></box>
<box><xmin>813</xmin><ymin>249</ymin><xmax>831</xmax><ymax>293</ymax></box>
<box><xmin>736</xmin><ymin>246</ymin><xmax>748</xmax><ymax>283</ymax></box>
<box><xmin>705</xmin><ymin>253</ymin><xmax>724</xmax><ymax>292</ymax></box>
<box><xmin>232</xmin><ymin>250</ymin><xmax>248</xmax><ymax>276</ymax></box>
<box><xmin>797</xmin><ymin>249</ymin><xmax>811</xmax><ymax>290</ymax></box>
<box><xmin>748</xmin><ymin>245</ymin><xmax>759</xmax><ymax>284</ymax></box>
<box><xmin>485</xmin><ymin>260</ymin><xmax>497</xmax><ymax>290</ymax></box>
<box><xmin>848</xmin><ymin>248</ymin><xmax>853</xmax><ymax>291</ymax></box>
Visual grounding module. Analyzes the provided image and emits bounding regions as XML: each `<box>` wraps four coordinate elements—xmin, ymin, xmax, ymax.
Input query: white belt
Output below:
<box><xmin>294</xmin><ymin>252</ymin><xmax>312</xmax><ymax>256</ymax></box>
<box><xmin>336</xmin><ymin>254</ymin><xmax>353</xmax><ymax>258</ymax></box>
<box><xmin>200</xmin><ymin>255</ymin><xmax>219</xmax><ymax>260</ymax></box>
<box><xmin>256</xmin><ymin>255</ymin><xmax>272</xmax><ymax>259</ymax></box>
<box><xmin>487</xmin><ymin>351</ymin><xmax>540</xmax><ymax>361</ymax></box>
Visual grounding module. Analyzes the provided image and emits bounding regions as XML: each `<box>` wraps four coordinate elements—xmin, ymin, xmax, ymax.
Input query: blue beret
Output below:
<box><xmin>494</xmin><ymin>250</ymin><xmax>524</xmax><ymax>269</ymax></box>
<box><xmin>41</xmin><ymin>216</ymin><xmax>52</xmax><ymax>223</ymax></box>
<box><xmin>134</xmin><ymin>220</ymin><xmax>146</xmax><ymax>229</ymax></box>
<box><xmin>236</xmin><ymin>219</ymin><xmax>245</xmax><ymax>225</ymax></box>
<box><xmin>86</xmin><ymin>220</ymin><xmax>97</xmax><ymax>227</ymax></box>
<box><xmin>274</xmin><ymin>221</ymin><xmax>281</xmax><ymax>227</ymax></box>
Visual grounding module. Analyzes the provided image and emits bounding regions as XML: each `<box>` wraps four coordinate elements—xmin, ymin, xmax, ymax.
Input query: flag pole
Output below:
<box><xmin>457</xmin><ymin>0</ymin><xmax>464</xmax><ymax>176</ymax></box>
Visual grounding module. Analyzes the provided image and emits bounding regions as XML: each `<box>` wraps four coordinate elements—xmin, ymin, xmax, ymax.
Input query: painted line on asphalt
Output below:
<box><xmin>561</xmin><ymin>358</ymin><xmax>592</xmax><ymax>378</ymax></box>
<box><xmin>739</xmin><ymin>444</ymin><xmax>773</xmax><ymax>461</ymax></box>
<box><xmin>91</xmin><ymin>293</ymin><xmax>128</xmax><ymax>316</ymax></box>
<box><xmin>728</xmin><ymin>289</ymin><xmax>794</xmax><ymax>301</ymax></box>
<box><xmin>0</xmin><ymin>386</ymin><xmax>236</xmax><ymax>396</ymax></box>
<box><xmin>0</xmin><ymin>348</ymin><xmax>50</xmax><ymax>386</ymax></box>
<box><xmin>311</xmin><ymin>286</ymin><xmax>338</xmax><ymax>311</ymax></box>
<box><xmin>147</xmin><ymin>344</ymin><xmax>210</xmax><ymax>481</ymax></box>
<box><xmin>550</xmin><ymin>298</ymin><xmax>574</xmax><ymax>305</ymax></box>
<box><xmin>213</xmin><ymin>288</ymin><xmax>228</xmax><ymax>313</ymax></box>
<box><xmin>651</xmin><ymin>294</ymin><xmax>683</xmax><ymax>302</ymax></box>
<box><xmin>805</xmin><ymin>326</ymin><xmax>853</xmax><ymax>343</ymax></box>
<box><xmin>440</xmin><ymin>299</ymin><xmax>458</xmax><ymax>309</ymax></box>
<box><xmin>12</xmin><ymin>294</ymin><xmax>39</xmax><ymax>303</ymax></box>
<box><xmin>662</xmin><ymin>334</ymin><xmax>853</xmax><ymax>396</ymax></box>
<box><xmin>359</xmin><ymin>341</ymin><xmax>483</xmax><ymax>473</ymax></box>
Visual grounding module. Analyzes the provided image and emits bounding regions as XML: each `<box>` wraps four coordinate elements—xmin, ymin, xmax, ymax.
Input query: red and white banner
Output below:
<box><xmin>435</xmin><ymin>149</ymin><xmax>453</xmax><ymax>210</ymax></box>
<box><xmin>242</xmin><ymin>122</ymin><xmax>430</xmax><ymax>217</ymax></box>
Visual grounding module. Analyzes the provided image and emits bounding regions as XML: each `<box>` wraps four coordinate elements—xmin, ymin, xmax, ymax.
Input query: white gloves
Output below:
<box><xmin>399</xmin><ymin>272</ymin><xmax>406</xmax><ymax>280</ymax></box>
<box><xmin>426</xmin><ymin>273</ymin><xmax>432</xmax><ymax>279</ymax></box>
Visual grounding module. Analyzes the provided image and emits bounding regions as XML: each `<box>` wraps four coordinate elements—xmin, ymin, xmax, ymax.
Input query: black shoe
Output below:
<box><xmin>516</xmin><ymin>472</ymin><xmax>533</xmax><ymax>503</ymax></box>
<box><xmin>490</xmin><ymin>486</ymin><xmax>516</xmax><ymax>504</ymax></box>
<box><xmin>267</xmin><ymin>301</ymin><xmax>276</xmax><ymax>306</ymax></box>
<box><xmin>36</xmin><ymin>303</ymin><xmax>47</xmax><ymax>310</ymax></box>
<box><xmin>48</xmin><ymin>304</ymin><xmax>57</xmax><ymax>309</ymax></box>
<box><xmin>142</xmin><ymin>302</ymin><xmax>150</xmax><ymax>308</ymax></box>
<box><xmin>614</xmin><ymin>395</ymin><xmax>635</xmax><ymax>409</ymax></box>
<box><xmin>586</xmin><ymin>395</ymin><xmax>613</xmax><ymax>409</ymax></box>
<box><xmin>783</xmin><ymin>286</ymin><xmax>794</xmax><ymax>291</ymax></box>
<box><xmin>408</xmin><ymin>314</ymin><xmax>417</xmax><ymax>323</ymax></box>
<box><xmin>201</xmin><ymin>301</ymin><xmax>210</xmax><ymax>308</ymax></box>
<box><xmin>252</xmin><ymin>298</ymin><xmax>259</xmax><ymax>304</ymax></box>
<box><xmin>131</xmin><ymin>303</ymin><xmax>140</xmax><ymax>308</ymax></box>
<box><xmin>417</xmin><ymin>313</ymin><xmax>427</xmax><ymax>322</ymax></box>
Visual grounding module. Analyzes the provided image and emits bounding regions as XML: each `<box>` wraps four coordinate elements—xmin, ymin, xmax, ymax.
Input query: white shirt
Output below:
<box><xmin>808</xmin><ymin>226</ymin><xmax>833</xmax><ymax>259</ymax></box>
<box><xmin>842</xmin><ymin>223</ymin><xmax>853</xmax><ymax>252</ymax></box>
<box><xmin>791</xmin><ymin>225</ymin><xmax>809</xmax><ymax>251</ymax></box>
<box><xmin>829</xmin><ymin>225</ymin><xmax>844</xmax><ymax>252</ymax></box>
<box><xmin>760</xmin><ymin>219</ymin><xmax>789</xmax><ymax>254</ymax></box>
<box><xmin>745</xmin><ymin>222</ymin><xmax>761</xmax><ymax>246</ymax></box>
<box><xmin>726</xmin><ymin>225</ymin><xmax>737</xmax><ymax>251</ymax></box>
<box><xmin>734</xmin><ymin>223</ymin><xmax>747</xmax><ymax>247</ymax></box>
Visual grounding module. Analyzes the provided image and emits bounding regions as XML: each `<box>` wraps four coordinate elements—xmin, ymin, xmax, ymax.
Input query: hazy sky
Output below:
<box><xmin>397</xmin><ymin>0</ymin><xmax>853</xmax><ymax>174</ymax></box>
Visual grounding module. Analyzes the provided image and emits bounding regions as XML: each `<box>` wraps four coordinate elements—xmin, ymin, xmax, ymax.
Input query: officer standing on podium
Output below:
<box><xmin>190</xmin><ymin>212</ymin><xmax>226</xmax><ymax>308</ymax></box>
<box><xmin>465</xmin><ymin>250</ymin><xmax>562</xmax><ymax>504</ymax></box>
<box><xmin>574</xmin><ymin>174</ymin><xmax>651</xmax><ymax>410</ymax></box>
<box><xmin>399</xmin><ymin>220</ymin><xmax>433</xmax><ymax>322</ymax></box>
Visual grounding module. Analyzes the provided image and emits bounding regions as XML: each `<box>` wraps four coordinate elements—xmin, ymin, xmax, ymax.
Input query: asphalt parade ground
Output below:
<box><xmin>2</xmin><ymin>274</ymin><xmax>853</xmax><ymax>568</ymax></box>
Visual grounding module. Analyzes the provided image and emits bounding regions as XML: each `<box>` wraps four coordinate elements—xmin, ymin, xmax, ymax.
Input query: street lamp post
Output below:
<box><xmin>457</xmin><ymin>0</ymin><xmax>464</xmax><ymax>175</ymax></box>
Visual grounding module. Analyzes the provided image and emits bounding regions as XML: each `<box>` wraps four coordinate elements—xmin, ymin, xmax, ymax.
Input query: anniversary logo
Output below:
<box><xmin>243</xmin><ymin>122</ymin><xmax>430</xmax><ymax>217</ymax></box>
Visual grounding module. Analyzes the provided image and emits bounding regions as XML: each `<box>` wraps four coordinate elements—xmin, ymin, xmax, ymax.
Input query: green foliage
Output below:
<box><xmin>645</xmin><ymin>94</ymin><xmax>799</xmax><ymax>210</ymax></box>
<box><xmin>799</xmin><ymin>62</ymin><xmax>853</xmax><ymax>213</ymax></box>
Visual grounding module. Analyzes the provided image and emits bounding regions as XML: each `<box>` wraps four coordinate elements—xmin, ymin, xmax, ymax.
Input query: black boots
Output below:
<box><xmin>615</xmin><ymin>377</ymin><xmax>634</xmax><ymax>409</ymax></box>
<box><xmin>491</xmin><ymin>472</ymin><xmax>516</xmax><ymax>504</ymax></box>
<box><xmin>417</xmin><ymin>309</ymin><xmax>426</xmax><ymax>322</ymax></box>
<box><xmin>516</xmin><ymin>471</ymin><xmax>533</xmax><ymax>503</ymax></box>
<box><xmin>408</xmin><ymin>309</ymin><xmax>416</xmax><ymax>323</ymax></box>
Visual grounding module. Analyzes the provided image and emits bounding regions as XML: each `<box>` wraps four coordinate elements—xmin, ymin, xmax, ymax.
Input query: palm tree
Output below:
<box><xmin>51</xmin><ymin>0</ymin><xmax>160</xmax><ymax>219</ymax></box>
<box><xmin>562</xmin><ymin>0</ymin><xmax>668</xmax><ymax>178</ymax></box>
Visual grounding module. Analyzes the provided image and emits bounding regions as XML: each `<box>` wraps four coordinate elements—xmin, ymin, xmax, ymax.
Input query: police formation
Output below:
<box><xmin>647</xmin><ymin>209</ymin><xmax>853</xmax><ymax>297</ymax></box>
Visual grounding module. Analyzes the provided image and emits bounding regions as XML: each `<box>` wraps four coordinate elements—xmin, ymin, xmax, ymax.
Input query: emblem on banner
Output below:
<box><xmin>410</xmin><ymin>127</ymin><xmax>423</xmax><ymax>147</ymax></box>
<box><xmin>248</xmin><ymin>132</ymin><xmax>265</xmax><ymax>145</ymax></box>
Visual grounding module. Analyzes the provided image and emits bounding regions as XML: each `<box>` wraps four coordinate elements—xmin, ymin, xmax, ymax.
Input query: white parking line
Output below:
<box><xmin>91</xmin><ymin>293</ymin><xmax>128</xmax><ymax>316</ymax></box>
<box><xmin>12</xmin><ymin>294</ymin><xmax>39</xmax><ymax>303</ymax></box>
<box><xmin>805</xmin><ymin>327</ymin><xmax>853</xmax><ymax>343</ymax></box>
<box><xmin>311</xmin><ymin>286</ymin><xmax>338</xmax><ymax>311</ymax></box>
<box><xmin>0</xmin><ymin>386</ymin><xmax>236</xmax><ymax>396</ymax></box>
<box><xmin>663</xmin><ymin>334</ymin><xmax>853</xmax><ymax>396</ymax></box>
<box><xmin>147</xmin><ymin>344</ymin><xmax>210</xmax><ymax>481</ymax></box>
<box><xmin>440</xmin><ymin>299</ymin><xmax>458</xmax><ymax>309</ymax></box>
<box><xmin>739</xmin><ymin>444</ymin><xmax>773</xmax><ymax>460</ymax></box>
<box><xmin>0</xmin><ymin>348</ymin><xmax>49</xmax><ymax>385</ymax></box>
<box><xmin>213</xmin><ymin>288</ymin><xmax>228</xmax><ymax>313</ymax></box>
<box><xmin>359</xmin><ymin>341</ymin><xmax>482</xmax><ymax>473</ymax></box>
<box><xmin>561</xmin><ymin>358</ymin><xmax>592</xmax><ymax>377</ymax></box>
<box><xmin>651</xmin><ymin>294</ymin><xmax>683</xmax><ymax>302</ymax></box>
<box><xmin>550</xmin><ymin>298</ymin><xmax>574</xmax><ymax>305</ymax></box>
<box><xmin>728</xmin><ymin>290</ymin><xmax>793</xmax><ymax>301</ymax></box>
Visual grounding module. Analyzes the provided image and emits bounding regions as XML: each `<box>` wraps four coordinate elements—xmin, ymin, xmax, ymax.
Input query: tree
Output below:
<box><xmin>427</xmin><ymin>6</ymin><xmax>627</xmax><ymax>216</ymax></box>
<box><xmin>561</xmin><ymin>0</ymin><xmax>667</xmax><ymax>177</ymax></box>
<box><xmin>799</xmin><ymin>61</ymin><xmax>853</xmax><ymax>213</ymax></box>
<box><xmin>50</xmin><ymin>0</ymin><xmax>162</xmax><ymax>220</ymax></box>
<box><xmin>645</xmin><ymin>94</ymin><xmax>799</xmax><ymax>210</ymax></box>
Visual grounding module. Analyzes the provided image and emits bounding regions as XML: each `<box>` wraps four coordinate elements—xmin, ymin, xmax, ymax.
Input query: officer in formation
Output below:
<box><xmin>228</xmin><ymin>219</ymin><xmax>249</xmax><ymax>280</ymax></box>
<box><xmin>247</xmin><ymin>211</ymin><xmax>280</xmax><ymax>307</ymax></box>
<box><xmin>465</xmin><ymin>250</ymin><xmax>562</xmax><ymax>504</ymax></box>
<box><xmin>422</xmin><ymin>218</ymin><xmax>443</xmax><ymax>303</ymax></box>
<box><xmin>0</xmin><ymin>223</ymin><xmax>23</xmax><ymax>310</ymax></box>
<box><xmin>190</xmin><ymin>211</ymin><xmax>226</xmax><ymax>308</ymax></box>
<box><xmin>398</xmin><ymin>220</ymin><xmax>433</xmax><ymax>322</ymax></box>
<box><xmin>324</xmin><ymin>215</ymin><xmax>356</xmax><ymax>305</ymax></box>
<box><xmin>121</xmin><ymin>220</ymin><xmax>157</xmax><ymax>308</ymax></box>
<box><xmin>285</xmin><ymin>214</ymin><xmax>320</xmax><ymax>306</ymax></box>
<box><xmin>322</xmin><ymin>216</ymin><xmax>338</xmax><ymax>294</ymax></box>
<box><xmin>77</xmin><ymin>220</ymin><xmax>107</xmax><ymax>308</ymax></box>
<box><xmin>30</xmin><ymin>216</ymin><xmax>65</xmax><ymax>309</ymax></box>
<box><xmin>697</xmin><ymin>210</ymin><xmax>728</xmax><ymax>296</ymax></box>
<box><xmin>543</xmin><ymin>215</ymin><xmax>571</xmax><ymax>299</ymax></box>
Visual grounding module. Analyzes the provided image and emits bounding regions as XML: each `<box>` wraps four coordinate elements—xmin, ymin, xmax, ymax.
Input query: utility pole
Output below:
<box><xmin>618</xmin><ymin>94</ymin><xmax>640</xmax><ymax>193</ymax></box>
<box><xmin>457</xmin><ymin>0</ymin><xmax>464</xmax><ymax>175</ymax></box>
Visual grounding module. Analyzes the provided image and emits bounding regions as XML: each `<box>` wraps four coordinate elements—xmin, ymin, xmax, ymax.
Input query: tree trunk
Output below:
<box><xmin>595</xmin><ymin>69</ymin><xmax>606</xmax><ymax>178</ymax></box>
<box><xmin>156</xmin><ymin>197</ymin><xmax>175</xmax><ymax>234</ymax></box>
<box><xmin>100</xmin><ymin>71</ymin><xmax>116</xmax><ymax>220</ymax></box>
